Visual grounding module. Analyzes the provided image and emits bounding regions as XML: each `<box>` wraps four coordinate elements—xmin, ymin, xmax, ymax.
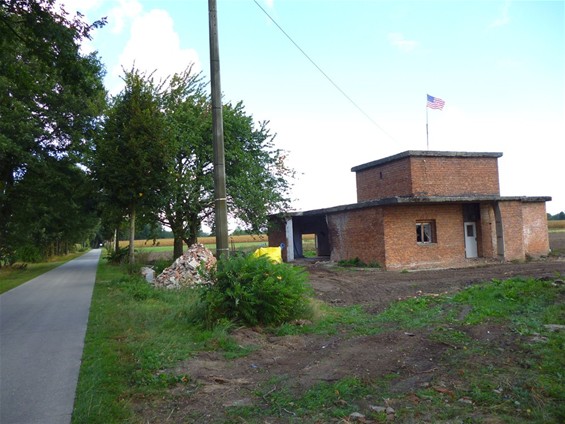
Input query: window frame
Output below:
<box><xmin>416</xmin><ymin>220</ymin><xmax>437</xmax><ymax>244</ymax></box>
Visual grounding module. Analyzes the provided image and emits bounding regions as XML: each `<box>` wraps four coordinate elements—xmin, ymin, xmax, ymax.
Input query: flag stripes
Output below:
<box><xmin>427</xmin><ymin>94</ymin><xmax>445</xmax><ymax>110</ymax></box>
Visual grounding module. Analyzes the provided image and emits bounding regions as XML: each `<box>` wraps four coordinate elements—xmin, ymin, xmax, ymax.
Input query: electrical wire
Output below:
<box><xmin>253</xmin><ymin>0</ymin><xmax>397</xmax><ymax>143</ymax></box>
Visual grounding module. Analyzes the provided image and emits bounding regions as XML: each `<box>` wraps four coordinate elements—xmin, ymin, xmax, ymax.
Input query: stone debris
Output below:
<box><xmin>140</xmin><ymin>267</ymin><xmax>154</xmax><ymax>283</ymax></box>
<box><xmin>153</xmin><ymin>244</ymin><xmax>216</xmax><ymax>289</ymax></box>
<box><xmin>348</xmin><ymin>412</ymin><xmax>365</xmax><ymax>421</ymax></box>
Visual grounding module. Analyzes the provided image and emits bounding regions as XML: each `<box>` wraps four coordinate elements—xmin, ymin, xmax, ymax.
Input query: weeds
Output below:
<box><xmin>337</xmin><ymin>257</ymin><xmax>380</xmax><ymax>268</ymax></box>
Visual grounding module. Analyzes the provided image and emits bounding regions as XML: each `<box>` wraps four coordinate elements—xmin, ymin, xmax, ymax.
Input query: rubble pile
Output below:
<box><xmin>153</xmin><ymin>244</ymin><xmax>216</xmax><ymax>289</ymax></box>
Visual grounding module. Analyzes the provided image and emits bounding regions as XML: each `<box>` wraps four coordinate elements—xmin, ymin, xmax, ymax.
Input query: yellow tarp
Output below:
<box><xmin>252</xmin><ymin>246</ymin><xmax>282</xmax><ymax>263</ymax></box>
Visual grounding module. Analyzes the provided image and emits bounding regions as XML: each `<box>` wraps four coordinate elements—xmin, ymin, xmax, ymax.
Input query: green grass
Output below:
<box><xmin>73</xmin><ymin>258</ymin><xmax>565</xmax><ymax>423</ymax></box>
<box><xmin>135</xmin><ymin>241</ymin><xmax>269</xmax><ymax>254</ymax></box>
<box><xmin>72</xmin><ymin>259</ymin><xmax>251</xmax><ymax>423</ymax></box>
<box><xmin>252</xmin><ymin>277</ymin><xmax>565</xmax><ymax>423</ymax></box>
<box><xmin>0</xmin><ymin>251</ymin><xmax>87</xmax><ymax>294</ymax></box>
<box><xmin>231</xmin><ymin>376</ymin><xmax>375</xmax><ymax>422</ymax></box>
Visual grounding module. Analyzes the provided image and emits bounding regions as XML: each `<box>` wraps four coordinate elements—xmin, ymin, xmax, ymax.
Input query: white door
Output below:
<box><xmin>464</xmin><ymin>222</ymin><xmax>478</xmax><ymax>258</ymax></box>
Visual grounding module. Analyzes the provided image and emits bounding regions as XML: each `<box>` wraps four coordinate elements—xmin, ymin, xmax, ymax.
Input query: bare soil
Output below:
<box><xmin>137</xmin><ymin>233</ymin><xmax>565</xmax><ymax>423</ymax></box>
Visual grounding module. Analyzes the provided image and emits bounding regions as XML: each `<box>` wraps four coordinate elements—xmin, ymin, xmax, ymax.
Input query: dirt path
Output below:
<box><xmin>137</xmin><ymin>234</ymin><xmax>565</xmax><ymax>423</ymax></box>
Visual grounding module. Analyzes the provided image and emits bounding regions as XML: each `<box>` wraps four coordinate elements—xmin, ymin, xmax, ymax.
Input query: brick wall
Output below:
<box><xmin>327</xmin><ymin>208</ymin><xmax>386</xmax><ymax>266</ymax></box>
<box><xmin>479</xmin><ymin>203</ymin><xmax>497</xmax><ymax>258</ymax></box>
<box><xmin>355</xmin><ymin>155</ymin><xmax>500</xmax><ymax>201</ymax></box>
<box><xmin>355</xmin><ymin>158</ymin><xmax>413</xmax><ymax>202</ymax></box>
<box><xmin>521</xmin><ymin>202</ymin><xmax>550</xmax><ymax>257</ymax></box>
<box><xmin>497</xmin><ymin>201</ymin><xmax>525</xmax><ymax>261</ymax></box>
<box><xmin>267</xmin><ymin>217</ymin><xmax>288</xmax><ymax>261</ymax></box>
<box><xmin>327</xmin><ymin>204</ymin><xmax>475</xmax><ymax>270</ymax></box>
<box><xmin>410</xmin><ymin>157</ymin><xmax>500</xmax><ymax>196</ymax></box>
<box><xmin>382</xmin><ymin>204</ymin><xmax>467</xmax><ymax>270</ymax></box>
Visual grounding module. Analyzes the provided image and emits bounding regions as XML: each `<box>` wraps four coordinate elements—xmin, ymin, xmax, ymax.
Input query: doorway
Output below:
<box><xmin>464</xmin><ymin>222</ymin><xmax>478</xmax><ymax>258</ymax></box>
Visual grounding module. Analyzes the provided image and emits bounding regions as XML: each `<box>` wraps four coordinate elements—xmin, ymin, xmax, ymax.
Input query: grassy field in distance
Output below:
<box><xmin>548</xmin><ymin>220</ymin><xmax>565</xmax><ymax>232</ymax></box>
<box><xmin>119</xmin><ymin>234</ymin><xmax>316</xmax><ymax>249</ymax></box>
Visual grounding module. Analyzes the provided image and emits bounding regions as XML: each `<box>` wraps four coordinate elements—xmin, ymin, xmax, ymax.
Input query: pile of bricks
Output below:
<box><xmin>153</xmin><ymin>244</ymin><xmax>216</xmax><ymax>289</ymax></box>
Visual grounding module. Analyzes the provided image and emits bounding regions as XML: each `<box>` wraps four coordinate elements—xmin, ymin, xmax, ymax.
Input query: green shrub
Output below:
<box><xmin>104</xmin><ymin>246</ymin><xmax>129</xmax><ymax>264</ymax></box>
<box><xmin>16</xmin><ymin>245</ymin><xmax>44</xmax><ymax>263</ymax></box>
<box><xmin>201</xmin><ymin>255</ymin><xmax>312</xmax><ymax>327</ymax></box>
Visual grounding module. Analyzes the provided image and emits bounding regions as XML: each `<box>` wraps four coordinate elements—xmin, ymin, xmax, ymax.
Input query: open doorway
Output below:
<box><xmin>290</xmin><ymin>214</ymin><xmax>331</xmax><ymax>260</ymax></box>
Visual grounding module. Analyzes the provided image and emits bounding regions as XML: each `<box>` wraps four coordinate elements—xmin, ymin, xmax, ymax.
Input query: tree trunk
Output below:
<box><xmin>173</xmin><ymin>236</ymin><xmax>183</xmax><ymax>260</ymax></box>
<box><xmin>186</xmin><ymin>213</ymin><xmax>199</xmax><ymax>246</ymax></box>
<box><xmin>129</xmin><ymin>207</ymin><xmax>136</xmax><ymax>264</ymax></box>
<box><xmin>114</xmin><ymin>228</ymin><xmax>119</xmax><ymax>253</ymax></box>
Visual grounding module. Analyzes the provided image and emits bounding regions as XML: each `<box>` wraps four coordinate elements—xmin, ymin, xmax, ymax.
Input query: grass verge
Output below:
<box><xmin>72</xmin><ymin>258</ymin><xmax>251</xmax><ymax>423</ymax></box>
<box><xmin>0</xmin><ymin>251</ymin><xmax>87</xmax><ymax>295</ymax></box>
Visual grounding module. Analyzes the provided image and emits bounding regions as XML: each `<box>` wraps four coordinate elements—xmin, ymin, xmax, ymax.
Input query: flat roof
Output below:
<box><xmin>351</xmin><ymin>150</ymin><xmax>504</xmax><ymax>173</ymax></box>
<box><xmin>277</xmin><ymin>195</ymin><xmax>551</xmax><ymax>218</ymax></box>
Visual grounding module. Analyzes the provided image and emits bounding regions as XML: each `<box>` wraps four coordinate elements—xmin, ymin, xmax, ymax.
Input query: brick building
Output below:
<box><xmin>268</xmin><ymin>151</ymin><xmax>551</xmax><ymax>270</ymax></box>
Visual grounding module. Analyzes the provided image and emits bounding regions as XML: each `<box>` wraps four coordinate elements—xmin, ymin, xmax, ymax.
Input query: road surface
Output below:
<box><xmin>0</xmin><ymin>249</ymin><xmax>101</xmax><ymax>424</ymax></box>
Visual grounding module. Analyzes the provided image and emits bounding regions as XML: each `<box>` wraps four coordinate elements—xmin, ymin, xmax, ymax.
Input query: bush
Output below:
<box><xmin>201</xmin><ymin>254</ymin><xmax>312</xmax><ymax>327</ymax></box>
<box><xmin>16</xmin><ymin>245</ymin><xmax>44</xmax><ymax>263</ymax></box>
<box><xmin>105</xmin><ymin>246</ymin><xmax>129</xmax><ymax>264</ymax></box>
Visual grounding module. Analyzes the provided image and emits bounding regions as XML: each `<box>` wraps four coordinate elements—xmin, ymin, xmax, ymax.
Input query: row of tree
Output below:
<box><xmin>95</xmin><ymin>66</ymin><xmax>293</xmax><ymax>263</ymax></box>
<box><xmin>548</xmin><ymin>212</ymin><xmax>565</xmax><ymax>221</ymax></box>
<box><xmin>0</xmin><ymin>1</ymin><xmax>293</xmax><ymax>266</ymax></box>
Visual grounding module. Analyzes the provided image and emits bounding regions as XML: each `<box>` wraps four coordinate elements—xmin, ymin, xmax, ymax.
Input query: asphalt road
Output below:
<box><xmin>0</xmin><ymin>249</ymin><xmax>101</xmax><ymax>424</ymax></box>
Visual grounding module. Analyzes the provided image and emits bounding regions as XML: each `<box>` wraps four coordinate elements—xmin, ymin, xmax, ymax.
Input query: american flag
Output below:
<box><xmin>427</xmin><ymin>94</ymin><xmax>445</xmax><ymax>110</ymax></box>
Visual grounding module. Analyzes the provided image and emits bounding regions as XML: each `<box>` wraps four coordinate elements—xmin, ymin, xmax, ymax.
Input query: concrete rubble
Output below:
<box><xmin>153</xmin><ymin>243</ymin><xmax>216</xmax><ymax>289</ymax></box>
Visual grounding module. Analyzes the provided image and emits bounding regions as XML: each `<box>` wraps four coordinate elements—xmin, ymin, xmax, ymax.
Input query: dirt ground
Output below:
<box><xmin>137</xmin><ymin>233</ymin><xmax>565</xmax><ymax>423</ymax></box>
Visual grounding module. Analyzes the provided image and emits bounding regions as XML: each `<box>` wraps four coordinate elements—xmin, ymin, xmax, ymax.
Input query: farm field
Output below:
<box><xmin>119</xmin><ymin>234</ymin><xmax>316</xmax><ymax>256</ymax></box>
<box><xmin>548</xmin><ymin>220</ymin><xmax>565</xmax><ymax>231</ymax></box>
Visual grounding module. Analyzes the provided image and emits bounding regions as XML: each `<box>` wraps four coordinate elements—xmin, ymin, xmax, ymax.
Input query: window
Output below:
<box><xmin>416</xmin><ymin>221</ymin><xmax>436</xmax><ymax>244</ymax></box>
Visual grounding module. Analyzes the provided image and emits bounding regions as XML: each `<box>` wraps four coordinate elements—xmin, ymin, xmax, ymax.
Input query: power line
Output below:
<box><xmin>252</xmin><ymin>0</ymin><xmax>397</xmax><ymax>143</ymax></box>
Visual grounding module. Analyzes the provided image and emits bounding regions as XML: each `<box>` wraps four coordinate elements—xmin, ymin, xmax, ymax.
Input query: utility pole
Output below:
<box><xmin>208</xmin><ymin>0</ymin><xmax>229</xmax><ymax>258</ymax></box>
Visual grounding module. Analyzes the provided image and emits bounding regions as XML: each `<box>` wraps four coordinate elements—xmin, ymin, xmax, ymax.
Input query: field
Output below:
<box><xmin>124</xmin><ymin>222</ymin><xmax>563</xmax><ymax>253</ymax></box>
<box><xmin>119</xmin><ymin>234</ymin><xmax>316</xmax><ymax>256</ymax></box>
<box><xmin>548</xmin><ymin>220</ymin><xmax>565</xmax><ymax>231</ymax></box>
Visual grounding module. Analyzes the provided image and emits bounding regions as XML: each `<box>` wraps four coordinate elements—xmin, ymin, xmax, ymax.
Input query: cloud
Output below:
<box><xmin>387</xmin><ymin>32</ymin><xmax>418</xmax><ymax>52</ymax></box>
<box><xmin>112</xmin><ymin>8</ymin><xmax>201</xmax><ymax>89</ymax></box>
<box><xmin>107</xmin><ymin>0</ymin><xmax>144</xmax><ymax>34</ymax></box>
<box><xmin>489</xmin><ymin>0</ymin><xmax>511</xmax><ymax>28</ymax></box>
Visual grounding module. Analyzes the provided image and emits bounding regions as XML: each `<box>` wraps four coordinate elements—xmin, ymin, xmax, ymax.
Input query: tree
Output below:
<box><xmin>547</xmin><ymin>212</ymin><xmax>565</xmax><ymax>221</ymax></box>
<box><xmin>158</xmin><ymin>67</ymin><xmax>212</xmax><ymax>258</ymax></box>
<box><xmin>223</xmin><ymin>102</ymin><xmax>294</xmax><ymax>232</ymax></box>
<box><xmin>0</xmin><ymin>0</ymin><xmax>106</xmax><ymax>264</ymax></box>
<box><xmin>158</xmin><ymin>67</ymin><xmax>294</xmax><ymax>259</ymax></box>
<box><xmin>9</xmin><ymin>157</ymin><xmax>99</xmax><ymax>260</ymax></box>
<box><xmin>94</xmin><ymin>68</ymin><xmax>171</xmax><ymax>264</ymax></box>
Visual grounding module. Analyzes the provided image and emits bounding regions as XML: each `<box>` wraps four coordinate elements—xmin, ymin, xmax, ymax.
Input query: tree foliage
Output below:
<box><xmin>159</xmin><ymin>67</ymin><xmax>294</xmax><ymax>259</ymax></box>
<box><xmin>547</xmin><ymin>212</ymin><xmax>565</xmax><ymax>221</ymax></box>
<box><xmin>94</xmin><ymin>68</ymin><xmax>171</xmax><ymax>263</ymax></box>
<box><xmin>10</xmin><ymin>157</ymin><xmax>99</xmax><ymax>261</ymax></box>
<box><xmin>158</xmin><ymin>67</ymin><xmax>212</xmax><ymax>258</ymax></box>
<box><xmin>0</xmin><ymin>0</ymin><xmax>106</xmax><ymax>265</ymax></box>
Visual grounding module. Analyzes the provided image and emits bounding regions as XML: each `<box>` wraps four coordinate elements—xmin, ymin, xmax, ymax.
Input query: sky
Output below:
<box><xmin>64</xmin><ymin>0</ymin><xmax>564</xmax><ymax>216</ymax></box>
